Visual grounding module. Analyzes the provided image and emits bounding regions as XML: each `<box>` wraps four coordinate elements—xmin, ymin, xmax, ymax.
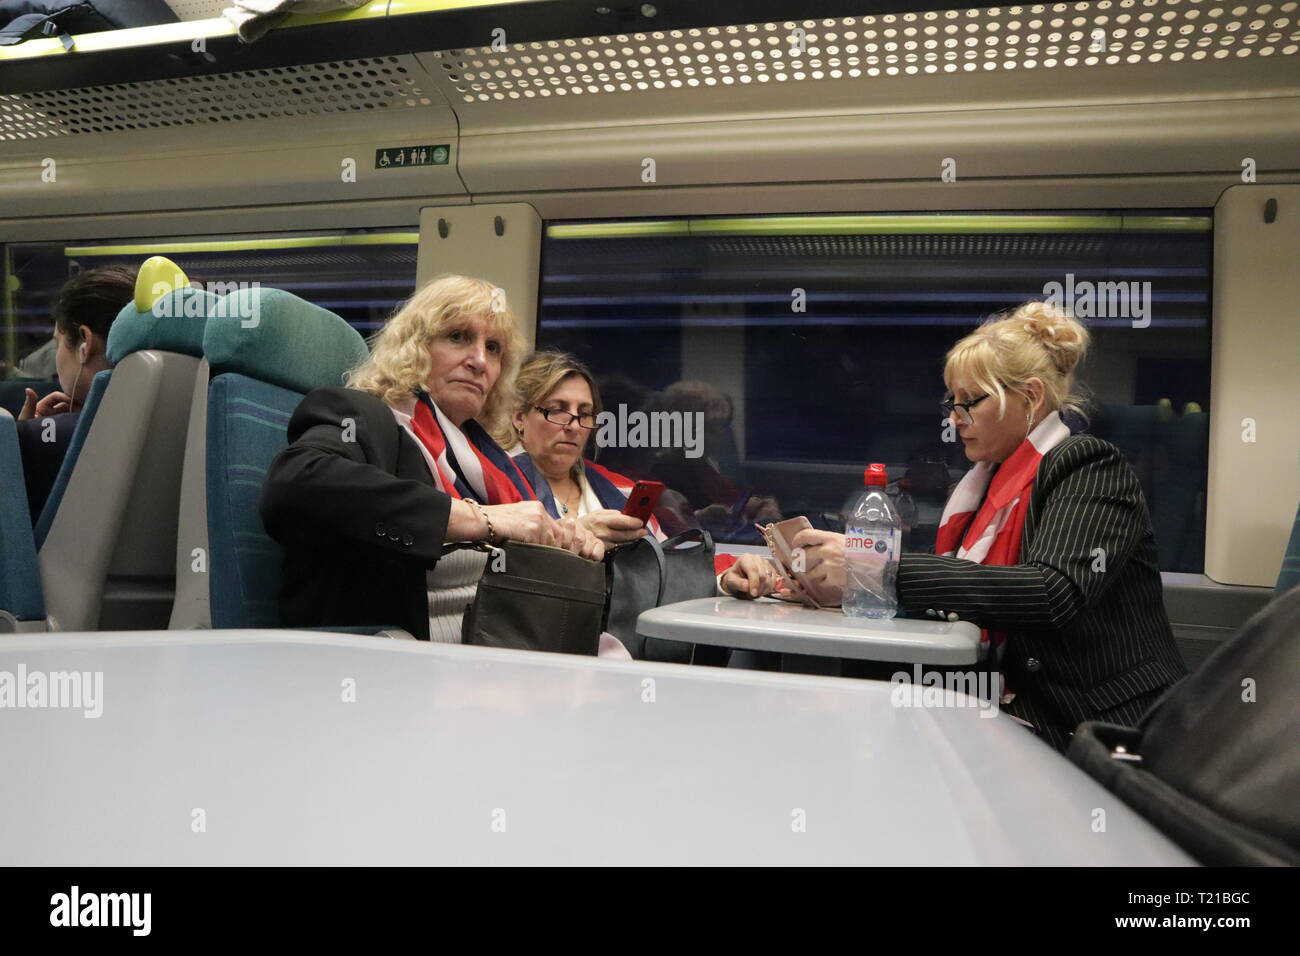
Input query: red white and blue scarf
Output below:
<box><xmin>513</xmin><ymin>453</ymin><xmax>664</xmax><ymax>538</ymax></box>
<box><xmin>406</xmin><ymin>390</ymin><xmax>536</xmax><ymax>504</ymax></box>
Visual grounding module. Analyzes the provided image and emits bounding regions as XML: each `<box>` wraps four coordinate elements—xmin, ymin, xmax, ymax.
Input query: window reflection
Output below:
<box><xmin>537</xmin><ymin>213</ymin><xmax>1212</xmax><ymax>572</ymax></box>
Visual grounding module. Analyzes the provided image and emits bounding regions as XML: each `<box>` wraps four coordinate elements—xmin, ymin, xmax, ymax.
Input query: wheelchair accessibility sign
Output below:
<box><xmin>375</xmin><ymin>145</ymin><xmax>449</xmax><ymax>169</ymax></box>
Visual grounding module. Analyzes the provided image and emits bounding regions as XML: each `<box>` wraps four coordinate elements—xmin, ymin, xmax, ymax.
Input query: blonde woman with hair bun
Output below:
<box><xmin>722</xmin><ymin>300</ymin><xmax>1185</xmax><ymax>753</ymax></box>
<box><xmin>263</xmin><ymin>275</ymin><xmax>603</xmax><ymax>645</ymax></box>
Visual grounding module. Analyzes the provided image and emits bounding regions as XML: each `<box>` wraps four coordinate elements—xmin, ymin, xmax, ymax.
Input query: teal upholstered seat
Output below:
<box><xmin>0</xmin><ymin>411</ymin><xmax>45</xmax><ymax>630</ymax></box>
<box><xmin>1275</xmin><ymin>502</ymin><xmax>1300</xmax><ymax>599</ymax></box>
<box><xmin>172</xmin><ymin>286</ymin><xmax>368</xmax><ymax>630</ymax></box>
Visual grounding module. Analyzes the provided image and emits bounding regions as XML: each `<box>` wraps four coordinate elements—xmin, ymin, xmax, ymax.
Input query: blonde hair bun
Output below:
<box><xmin>942</xmin><ymin>298</ymin><xmax>1092</xmax><ymax>425</ymax></box>
<box><xmin>1007</xmin><ymin>300</ymin><xmax>1089</xmax><ymax>374</ymax></box>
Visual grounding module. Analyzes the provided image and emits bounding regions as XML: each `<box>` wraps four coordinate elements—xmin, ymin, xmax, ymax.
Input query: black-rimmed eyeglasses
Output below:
<box><xmin>941</xmin><ymin>393</ymin><xmax>990</xmax><ymax>426</ymax></box>
<box><xmin>535</xmin><ymin>405</ymin><xmax>598</xmax><ymax>429</ymax></box>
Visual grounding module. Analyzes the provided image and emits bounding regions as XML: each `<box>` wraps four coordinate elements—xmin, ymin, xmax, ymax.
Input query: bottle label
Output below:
<box><xmin>844</xmin><ymin>526</ymin><xmax>901</xmax><ymax>562</ymax></box>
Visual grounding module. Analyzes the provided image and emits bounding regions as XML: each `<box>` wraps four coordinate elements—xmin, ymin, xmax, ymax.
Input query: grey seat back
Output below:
<box><xmin>37</xmin><ymin>268</ymin><xmax>217</xmax><ymax>632</ymax></box>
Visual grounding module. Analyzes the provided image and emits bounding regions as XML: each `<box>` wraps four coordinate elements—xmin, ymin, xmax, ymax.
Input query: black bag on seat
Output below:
<box><xmin>604</xmin><ymin>529</ymin><xmax>716</xmax><ymax>663</ymax></box>
<box><xmin>1068</xmin><ymin>586</ymin><xmax>1300</xmax><ymax>865</ymax></box>
<box><xmin>0</xmin><ymin>0</ymin><xmax>177</xmax><ymax>46</ymax></box>
<box><xmin>461</xmin><ymin>541</ymin><xmax>606</xmax><ymax>656</ymax></box>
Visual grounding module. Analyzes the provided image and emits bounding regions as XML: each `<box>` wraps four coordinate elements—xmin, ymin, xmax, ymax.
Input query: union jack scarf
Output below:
<box><xmin>512</xmin><ymin>453</ymin><xmax>665</xmax><ymax>539</ymax></box>
<box><xmin>934</xmin><ymin>409</ymin><xmax>1072</xmax><ymax>664</ymax></box>
<box><xmin>405</xmin><ymin>390</ymin><xmax>536</xmax><ymax>504</ymax></box>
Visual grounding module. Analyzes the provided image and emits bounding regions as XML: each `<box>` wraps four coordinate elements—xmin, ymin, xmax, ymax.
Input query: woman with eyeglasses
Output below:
<box><xmin>722</xmin><ymin>301</ymin><xmax>1186</xmax><ymax>752</ymax></box>
<box><xmin>499</xmin><ymin>350</ymin><xmax>666</xmax><ymax>546</ymax></box>
<box><xmin>262</xmin><ymin>276</ymin><xmax>603</xmax><ymax>645</ymax></box>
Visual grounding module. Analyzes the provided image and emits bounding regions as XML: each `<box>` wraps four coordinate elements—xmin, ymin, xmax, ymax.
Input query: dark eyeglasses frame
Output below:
<box><xmin>534</xmin><ymin>405</ymin><xmax>598</xmax><ymax>430</ymax></box>
<box><xmin>941</xmin><ymin>393</ymin><xmax>991</xmax><ymax>423</ymax></box>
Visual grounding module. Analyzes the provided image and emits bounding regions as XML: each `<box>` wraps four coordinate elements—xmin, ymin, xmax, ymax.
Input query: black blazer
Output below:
<box><xmin>897</xmin><ymin>434</ymin><xmax>1187</xmax><ymax>752</ymax></box>
<box><xmin>261</xmin><ymin>387</ymin><xmax>452</xmax><ymax>641</ymax></box>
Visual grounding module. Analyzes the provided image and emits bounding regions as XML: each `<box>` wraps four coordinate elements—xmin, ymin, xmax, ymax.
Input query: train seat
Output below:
<box><xmin>169</xmin><ymin>286</ymin><xmax>367</xmax><ymax>629</ymax></box>
<box><xmin>0</xmin><ymin>411</ymin><xmax>45</xmax><ymax>632</ymax></box>
<box><xmin>1274</xmin><ymin>501</ymin><xmax>1300</xmax><ymax>599</ymax></box>
<box><xmin>35</xmin><ymin>263</ymin><xmax>218</xmax><ymax>631</ymax></box>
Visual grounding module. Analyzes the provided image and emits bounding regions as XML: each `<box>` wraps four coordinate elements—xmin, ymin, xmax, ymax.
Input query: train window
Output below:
<box><xmin>1</xmin><ymin>229</ymin><xmax>419</xmax><ymax>379</ymax></box>
<box><xmin>537</xmin><ymin>212</ymin><xmax>1213</xmax><ymax>573</ymax></box>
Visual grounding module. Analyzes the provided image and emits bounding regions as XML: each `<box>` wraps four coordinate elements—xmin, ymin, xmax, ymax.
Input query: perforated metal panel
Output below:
<box><xmin>433</xmin><ymin>0</ymin><xmax>1300</xmax><ymax>103</ymax></box>
<box><xmin>162</xmin><ymin>0</ymin><xmax>227</xmax><ymax>20</ymax></box>
<box><xmin>0</xmin><ymin>56</ymin><xmax>433</xmax><ymax>140</ymax></box>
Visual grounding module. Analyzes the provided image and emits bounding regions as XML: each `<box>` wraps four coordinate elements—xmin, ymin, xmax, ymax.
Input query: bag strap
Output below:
<box><xmin>660</xmin><ymin>528</ymin><xmax>714</xmax><ymax>553</ymax></box>
<box><xmin>641</xmin><ymin>535</ymin><xmax>670</xmax><ymax>606</ymax></box>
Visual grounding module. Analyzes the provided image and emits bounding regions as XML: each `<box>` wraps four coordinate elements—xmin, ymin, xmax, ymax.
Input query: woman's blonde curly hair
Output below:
<box><xmin>347</xmin><ymin>274</ymin><xmax>525</xmax><ymax>432</ymax></box>
<box><xmin>944</xmin><ymin>300</ymin><xmax>1091</xmax><ymax>422</ymax></box>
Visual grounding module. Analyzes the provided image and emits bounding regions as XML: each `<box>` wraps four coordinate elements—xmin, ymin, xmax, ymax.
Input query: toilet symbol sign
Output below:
<box><xmin>375</xmin><ymin>144</ymin><xmax>449</xmax><ymax>169</ymax></box>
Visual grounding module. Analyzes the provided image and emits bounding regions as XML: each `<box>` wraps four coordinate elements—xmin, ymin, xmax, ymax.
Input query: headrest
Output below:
<box><xmin>106</xmin><ymin>256</ymin><xmax>216</xmax><ymax>364</ymax></box>
<box><xmin>202</xmin><ymin>287</ymin><xmax>369</xmax><ymax>394</ymax></box>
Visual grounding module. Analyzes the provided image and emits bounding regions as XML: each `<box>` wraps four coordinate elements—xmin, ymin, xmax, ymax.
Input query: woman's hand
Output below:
<box><xmin>553</xmin><ymin>515</ymin><xmax>606</xmax><ymax>561</ymax></box>
<box><xmin>789</xmin><ymin>528</ymin><xmax>847</xmax><ymax>603</ymax></box>
<box><xmin>579</xmin><ymin>509</ymin><xmax>647</xmax><ymax>545</ymax></box>
<box><xmin>721</xmin><ymin>554</ymin><xmax>779</xmax><ymax>599</ymax></box>
<box><xmin>478</xmin><ymin>500</ymin><xmax>555</xmax><ymax>546</ymax></box>
<box><xmin>18</xmin><ymin>388</ymin><xmax>72</xmax><ymax>421</ymax></box>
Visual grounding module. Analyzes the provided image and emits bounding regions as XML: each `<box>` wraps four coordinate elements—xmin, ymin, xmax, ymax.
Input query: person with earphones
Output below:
<box><xmin>15</xmin><ymin>266</ymin><xmax>136</xmax><ymax>523</ymax></box>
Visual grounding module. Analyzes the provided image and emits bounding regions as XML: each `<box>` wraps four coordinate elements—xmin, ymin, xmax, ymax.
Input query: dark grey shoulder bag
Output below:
<box><xmin>604</xmin><ymin>529</ymin><xmax>716</xmax><ymax>662</ymax></box>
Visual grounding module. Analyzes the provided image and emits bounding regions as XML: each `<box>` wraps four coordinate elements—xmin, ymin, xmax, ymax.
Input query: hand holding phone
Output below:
<box><xmin>622</xmin><ymin>480</ymin><xmax>665</xmax><ymax>523</ymax></box>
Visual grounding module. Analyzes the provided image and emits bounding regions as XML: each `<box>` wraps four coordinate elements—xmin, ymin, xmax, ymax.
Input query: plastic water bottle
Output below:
<box><xmin>842</xmin><ymin>463</ymin><xmax>902</xmax><ymax>620</ymax></box>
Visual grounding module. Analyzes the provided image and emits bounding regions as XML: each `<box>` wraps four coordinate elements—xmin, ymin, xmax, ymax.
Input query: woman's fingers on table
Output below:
<box><xmin>724</xmin><ymin>554</ymin><xmax>776</xmax><ymax>599</ymax></box>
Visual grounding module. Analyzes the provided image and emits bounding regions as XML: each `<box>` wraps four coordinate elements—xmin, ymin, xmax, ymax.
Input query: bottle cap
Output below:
<box><xmin>864</xmin><ymin>463</ymin><xmax>888</xmax><ymax>486</ymax></box>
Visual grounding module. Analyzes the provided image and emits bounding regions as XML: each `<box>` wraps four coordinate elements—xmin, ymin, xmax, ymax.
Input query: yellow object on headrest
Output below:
<box><xmin>1184</xmin><ymin>402</ymin><xmax>1203</xmax><ymax>415</ymax></box>
<box><xmin>134</xmin><ymin>256</ymin><xmax>190</xmax><ymax>312</ymax></box>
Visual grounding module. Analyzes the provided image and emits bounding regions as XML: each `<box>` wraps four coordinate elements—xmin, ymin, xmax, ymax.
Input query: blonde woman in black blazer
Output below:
<box><xmin>722</xmin><ymin>302</ymin><xmax>1187</xmax><ymax>752</ymax></box>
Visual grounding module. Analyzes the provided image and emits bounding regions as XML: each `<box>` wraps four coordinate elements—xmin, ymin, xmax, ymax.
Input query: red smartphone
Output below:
<box><xmin>622</xmin><ymin>480</ymin><xmax>665</xmax><ymax>523</ymax></box>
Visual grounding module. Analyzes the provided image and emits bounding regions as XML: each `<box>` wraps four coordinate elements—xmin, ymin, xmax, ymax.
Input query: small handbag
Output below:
<box><xmin>460</xmin><ymin>540</ymin><xmax>607</xmax><ymax>656</ymax></box>
<box><xmin>604</xmin><ymin>529</ymin><xmax>717</xmax><ymax>662</ymax></box>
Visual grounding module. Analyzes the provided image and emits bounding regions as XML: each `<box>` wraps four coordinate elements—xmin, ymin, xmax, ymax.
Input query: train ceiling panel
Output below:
<box><xmin>436</xmin><ymin>1</ymin><xmax>1300</xmax><ymax>106</ymax></box>
<box><xmin>0</xmin><ymin>1</ymin><xmax>1295</xmax><ymax>221</ymax></box>
<box><xmin>421</xmin><ymin>1</ymin><xmax>1300</xmax><ymax>137</ymax></box>
<box><xmin>0</xmin><ymin>56</ymin><xmax>434</xmax><ymax>141</ymax></box>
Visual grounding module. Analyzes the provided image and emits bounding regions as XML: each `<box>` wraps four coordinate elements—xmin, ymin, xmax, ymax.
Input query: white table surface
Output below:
<box><xmin>0</xmin><ymin>629</ymin><xmax>1192</xmax><ymax>865</ymax></box>
<box><xmin>638</xmin><ymin>597</ymin><xmax>984</xmax><ymax>664</ymax></box>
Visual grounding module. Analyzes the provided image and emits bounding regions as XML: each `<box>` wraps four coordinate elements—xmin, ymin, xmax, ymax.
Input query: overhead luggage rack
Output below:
<box><xmin>1</xmin><ymin>1</ymin><xmax>1296</xmax><ymax>124</ymax></box>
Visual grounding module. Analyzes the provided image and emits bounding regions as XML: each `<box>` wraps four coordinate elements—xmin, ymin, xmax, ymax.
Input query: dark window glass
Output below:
<box><xmin>537</xmin><ymin>212</ymin><xmax>1212</xmax><ymax>573</ymax></box>
<box><xmin>1</xmin><ymin>229</ymin><xmax>418</xmax><ymax>376</ymax></box>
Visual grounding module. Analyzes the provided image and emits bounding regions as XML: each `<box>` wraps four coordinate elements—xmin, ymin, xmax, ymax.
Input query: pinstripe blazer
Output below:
<box><xmin>897</xmin><ymin>433</ymin><xmax>1187</xmax><ymax>752</ymax></box>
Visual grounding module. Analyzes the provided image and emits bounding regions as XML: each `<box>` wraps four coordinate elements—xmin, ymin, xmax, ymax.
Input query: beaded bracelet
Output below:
<box><xmin>465</xmin><ymin>498</ymin><xmax>497</xmax><ymax>545</ymax></box>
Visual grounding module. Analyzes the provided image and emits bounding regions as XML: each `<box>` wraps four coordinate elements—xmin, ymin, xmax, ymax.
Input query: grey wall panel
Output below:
<box><xmin>417</xmin><ymin>203</ymin><xmax>542</xmax><ymax>349</ymax></box>
<box><xmin>0</xmin><ymin>110</ymin><xmax>467</xmax><ymax>220</ymax></box>
<box><xmin>474</xmin><ymin>173</ymin><xmax>1295</xmax><ymax>221</ymax></box>
<box><xmin>1207</xmin><ymin>184</ymin><xmax>1300</xmax><ymax>587</ymax></box>
<box><xmin>0</xmin><ymin>198</ymin><xmax>456</xmax><ymax>243</ymax></box>
<box><xmin>456</xmin><ymin>96</ymin><xmax>1300</xmax><ymax>196</ymax></box>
